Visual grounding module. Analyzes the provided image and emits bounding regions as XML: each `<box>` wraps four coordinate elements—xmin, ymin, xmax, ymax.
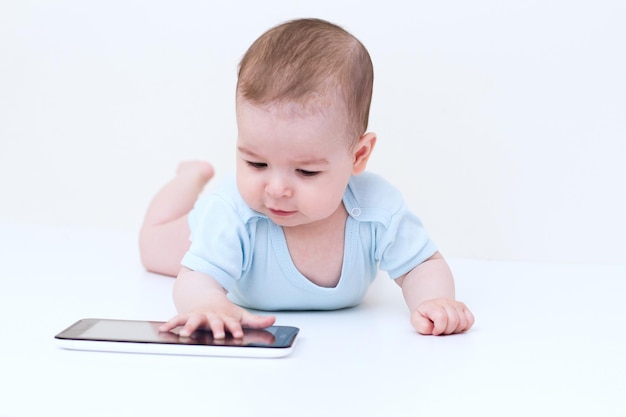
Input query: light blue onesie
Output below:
<box><xmin>181</xmin><ymin>171</ymin><xmax>438</xmax><ymax>311</ymax></box>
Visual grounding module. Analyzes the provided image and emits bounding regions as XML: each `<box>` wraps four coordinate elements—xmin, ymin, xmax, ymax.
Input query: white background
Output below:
<box><xmin>1</xmin><ymin>0</ymin><xmax>624</xmax><ymax>264</ymax></box>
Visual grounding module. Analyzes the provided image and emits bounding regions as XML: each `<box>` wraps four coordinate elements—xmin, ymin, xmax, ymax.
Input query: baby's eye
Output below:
<box><xmin>247</xmin><ymin>161</ymin><xmax>267</xmax><ymax>169</ymax></box>
<box><xmin>297</xmin><ymin>169</ymin><xmax>320</xmax><ymax>177</ymax></box>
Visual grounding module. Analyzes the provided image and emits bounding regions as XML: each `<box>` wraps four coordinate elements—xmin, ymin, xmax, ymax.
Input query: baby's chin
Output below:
<box><xmin>267</xmin><ymin>214</ymin><xmax>306</xmax><ymax>228</ymax></box>
<box><xmin>263</xmin><ymin>210</ymin><xmax>314</xmax><ymax>228</ymax></box>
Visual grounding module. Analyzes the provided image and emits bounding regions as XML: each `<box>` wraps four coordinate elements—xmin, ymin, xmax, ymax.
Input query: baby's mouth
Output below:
<box><xmin>269</xmin><ymin>208</ymin><xmax>296</xmax><ymax>216</ymax></box>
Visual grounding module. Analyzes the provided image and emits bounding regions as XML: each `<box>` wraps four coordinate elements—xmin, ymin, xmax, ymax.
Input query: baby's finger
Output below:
<box><xmin>417</xmin><ymin>303</ymin><xmax>450</xmax><ymax>336</ymax></box>
<box><xmin>180</xmin><ymin>313</ymin><xmax>208</xmax><ymax>337</ymax></box>
<box><xmin>222</xmin><ymin>316</ymin><xmax>244</xmax><ymax>339</ymax></box>
<box><xmin>159</xmin><ymin>314</ymin><xmax>190</xmax><ymax>332</ymax></box>
<box><xmin>207</xmin><ymin>315</ymin><xmax>227</xmax><ymax>339</ymax></box>
<box><xmin>453</xmin><ymin>309</ymin><xmax>469</xmax><ymax>334</ymax></box>
<box><xmin>447</xmin><ymin>302</ymin><xmax>472</xmax><ymax>334</ymax></box>
<box><xmin>440</xmin><ymin>304</ymin><xmax>461</xmax><ymax>335</ymax></box>
<box><xmin>241</xmin><ymin>312</ymin><xmax>276</xmax><ymax>330</ymax></box>
<box><xmin>462</xmin><ymin>306</ymin><xmax>475</xmax><ymax>332</ymax></box>
<box><xmin>411</xmin><ymin>310</ymin><xmax>435</xmax><ymax>335</ymax></box>
<box><xmin>431</xmin><ymin>307</ymin><xmax>450</xmax><ymax>336</ymax></box>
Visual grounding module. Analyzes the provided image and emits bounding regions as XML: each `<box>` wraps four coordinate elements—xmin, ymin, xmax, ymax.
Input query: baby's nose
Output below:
<box><xmin>265</xmin><ymin>175</ymin><xmax>293</xmax><ymax>198</ymax></box>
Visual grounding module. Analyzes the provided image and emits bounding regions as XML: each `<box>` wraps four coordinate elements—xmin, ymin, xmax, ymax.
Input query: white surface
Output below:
<box><xmin>1</xmin><ymin>1</ymin><xmax>625</xmax><ymax>264</ymax></box>
<box><xmin>1</xmin><ymin>223</ymin><xmax>625</xmax><ymax>417</ymax></box>
<box><xmin>55</xmin><ymin>338</ymin><xmax>295</xmax><ymax>359</ymax></box>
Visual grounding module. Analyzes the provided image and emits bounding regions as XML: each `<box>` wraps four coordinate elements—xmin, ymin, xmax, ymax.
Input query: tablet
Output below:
<box><xmin>55</xmin><ymin>318</ymin><xmax>299</xmax><ymax>358</ymax></box>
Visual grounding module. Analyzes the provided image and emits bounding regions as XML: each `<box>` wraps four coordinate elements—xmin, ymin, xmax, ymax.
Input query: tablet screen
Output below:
<box><xmin>58</xmin><ymin>319</ymin><xmax>291</xmax><ymax>347</ymax></box>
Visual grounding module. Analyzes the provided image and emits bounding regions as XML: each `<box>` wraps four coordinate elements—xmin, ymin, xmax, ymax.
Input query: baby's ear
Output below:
<box><xmin>352</xmin><ymin>132</ymin><xmax>377</xmax><ymax>175</ymax></box>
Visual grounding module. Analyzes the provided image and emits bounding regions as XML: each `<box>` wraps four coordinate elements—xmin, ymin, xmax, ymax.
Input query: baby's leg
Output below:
<box><xmin>139</xmin><ymin>161</ymin><xmax>214</xmax><ymax>277</ymax></box>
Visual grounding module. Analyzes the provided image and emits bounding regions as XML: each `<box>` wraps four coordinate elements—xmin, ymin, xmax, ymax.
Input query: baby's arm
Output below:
<box><xmin>159</xmin><ymin>267</ymin><xmax>275</xmax><ymax>338</ymax></box>
<box><xmin>395</xmin><ymin>252</ymin><xmax>474</xmax><ymax>335</ymax></box>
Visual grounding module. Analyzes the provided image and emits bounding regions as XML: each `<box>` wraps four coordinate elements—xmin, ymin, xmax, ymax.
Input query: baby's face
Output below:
<box><xmin>235</xmin><ymin>100</ymin><xmax>356</xmax><ymax>228</ymax></box>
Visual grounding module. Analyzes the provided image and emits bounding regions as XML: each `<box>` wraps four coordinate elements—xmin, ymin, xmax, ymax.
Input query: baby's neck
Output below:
<box><xmin>282</xmin><ymin>203</ymin><xmax>347</xmax><ymax>288</ymax></box>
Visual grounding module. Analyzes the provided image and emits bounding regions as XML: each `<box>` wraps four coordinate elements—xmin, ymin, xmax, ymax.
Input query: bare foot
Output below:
<box><xmin>176</xmin><ymin>160</ymin><xmax>215</xmax><ymax>187</ymax></box>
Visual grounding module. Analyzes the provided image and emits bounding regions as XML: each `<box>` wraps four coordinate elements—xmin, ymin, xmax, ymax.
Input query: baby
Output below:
<box><xmin>139</xmin><ymin>18</ymin><xmax>474</xmax><ymax>338</ymax></box>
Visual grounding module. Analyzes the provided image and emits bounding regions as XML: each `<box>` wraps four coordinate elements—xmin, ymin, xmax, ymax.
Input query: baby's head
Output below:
<box><xmin>234</xmin><ymin>19</ymin><xmax>376</xmax><ymax>228</ymax></box>
<box><xmin>236</xmin><ymin>18</ymin><xmax>374</xmax><ymax>145</ymax></box>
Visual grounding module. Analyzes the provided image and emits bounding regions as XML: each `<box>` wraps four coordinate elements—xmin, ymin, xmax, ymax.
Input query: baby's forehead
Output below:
<box><xmin>236</xmin><ymin>98</ymin><xmax>356</xmax><ymax>147</ymax></box>
<box><xmin>237</xmin><ymin>92</ymin><xmax>347</xmax><ymax>119</ymax></box>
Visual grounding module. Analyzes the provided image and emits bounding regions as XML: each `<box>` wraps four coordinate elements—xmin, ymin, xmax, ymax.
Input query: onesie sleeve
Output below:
<box><xmin>180</xmin><ymin>193</ymin><xmax>251</xmax><ymax>292</ymax></box>
<box><xmin>348</xmin><ymin>172</ymin><xmax>439</xmax><ymax>280</ymax></box>
<box><xmin>376</xmin><ymin>202</ymin><xmax>439</xmax><ymax>279</ymax></box>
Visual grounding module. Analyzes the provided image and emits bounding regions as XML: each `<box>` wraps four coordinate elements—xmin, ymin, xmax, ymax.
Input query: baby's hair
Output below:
<box><xmin>237</xmin><ymin>18</ymin><xmax>374</xmax><ymax>142</ymax></box>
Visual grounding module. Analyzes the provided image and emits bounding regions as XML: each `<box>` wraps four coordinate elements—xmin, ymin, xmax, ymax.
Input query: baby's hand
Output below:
<box><xmin>159</xmin><ymin>302</ymin><xmax>275</xmax><ymax>339</ymax></box>
<box><xmin>411</xmin><ymin>298</ymin><xmax>474</xmax><ymax>336</ymax></box>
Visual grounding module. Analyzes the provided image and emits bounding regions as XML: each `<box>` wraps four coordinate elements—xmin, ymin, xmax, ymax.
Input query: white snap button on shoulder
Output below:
<box><xmin>350</xmin><ymin>208</ymin><xmax>362</xmax><ymax>217</ymax></box>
